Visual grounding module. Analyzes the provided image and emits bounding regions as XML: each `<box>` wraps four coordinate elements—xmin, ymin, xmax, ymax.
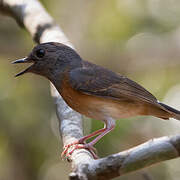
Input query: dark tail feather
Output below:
<box><xmin>159</xmin><ymin>102</ymin><xmax>180</xmax><ymax>120</ymax></box>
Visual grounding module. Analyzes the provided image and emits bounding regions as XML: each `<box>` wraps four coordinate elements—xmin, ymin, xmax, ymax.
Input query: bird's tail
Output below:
<box><xmin>158</xmin><ymin>102</ymin><xmax>180</xmax><ymax>120</ymax></box>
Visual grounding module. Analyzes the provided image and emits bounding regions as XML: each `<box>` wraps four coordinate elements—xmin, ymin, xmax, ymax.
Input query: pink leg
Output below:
<box><xmin>61</xmin><ymin>127</ymin><xmax>106</xmax><ymax>158</ymax></box>
<box><xmin>85</xmin><ymin>123</ymin><xmax>115</xmax><ymax>147</ymax></box>
<box><xmin>62</xmin><ymin>118</ymin><xmax>115</xmax><ymax>159</ymax></box>
<box><xmin>78</xmin><ymin>127</ymin><xmax>107</xmax><ymax>143</ymax></box>
<box><xmin>80</xmin><ymin>118</ymin><xmax>115</xmax><ymax>148</ymax></box>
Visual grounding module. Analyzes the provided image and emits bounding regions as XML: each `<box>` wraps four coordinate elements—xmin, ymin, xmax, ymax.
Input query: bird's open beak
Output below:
<box><xmin>12</xmin><ymin>57</ymin><xmax>34</xmax><ymax>77</ymax></box>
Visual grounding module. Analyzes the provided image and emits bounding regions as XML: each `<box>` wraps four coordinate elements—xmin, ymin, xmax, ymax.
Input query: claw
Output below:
<box><xmin>66</xmin><ymin>144</ymin><xmax>99</xmax><ymax>159</ymax></box>
<box><xmin>61</xmin><ymin>141</ymin><xmax>98</xmax><ymax>160</ymax></box>
<box><xmin>61</xmin><ymin>140</ymin><xmax>80</xmax><ymax>158</ymax></box>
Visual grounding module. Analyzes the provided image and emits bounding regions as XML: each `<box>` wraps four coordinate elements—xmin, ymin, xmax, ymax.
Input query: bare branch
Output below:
<box><xmin>68</xmin><ymin>135</ymin><xmax>180</xmax><ymax>180</ymax></box>
<box><xmin>1</xmin><ymin>0</ymin><xmax>180</xmax><ymax>179</ymax></box>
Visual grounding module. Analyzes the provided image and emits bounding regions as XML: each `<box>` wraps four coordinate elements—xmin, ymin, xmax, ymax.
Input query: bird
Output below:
<box><xmin>12</xmin><ymin>42</ymin><xmax>180</xmax><ymax>158</ymax></box>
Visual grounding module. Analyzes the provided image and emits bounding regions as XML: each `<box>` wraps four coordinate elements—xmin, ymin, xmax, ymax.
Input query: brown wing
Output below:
<box><xmin>69</xmin><ymin>60</ymin><xmax>158</xmax><ymax>104</ymax></box>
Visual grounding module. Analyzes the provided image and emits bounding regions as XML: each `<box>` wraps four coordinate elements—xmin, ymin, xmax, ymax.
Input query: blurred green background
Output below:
<box><xmin>1</xmin><ymin>0</ymin><xmax>180</xmax><ymax>179</ymax></box>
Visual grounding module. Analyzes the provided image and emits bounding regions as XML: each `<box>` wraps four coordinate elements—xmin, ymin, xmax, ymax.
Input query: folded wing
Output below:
<box><xmin>69</xmin><ymin>61</ymin><xmax>158</xmax><ymax>105</ymax></box>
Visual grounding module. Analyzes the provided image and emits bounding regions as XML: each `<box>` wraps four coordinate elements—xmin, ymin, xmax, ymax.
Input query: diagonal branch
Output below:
<box><xmin>0</xmin><ymin>0</ymin><xmax>180</xmax><ymax>179</ymax></box>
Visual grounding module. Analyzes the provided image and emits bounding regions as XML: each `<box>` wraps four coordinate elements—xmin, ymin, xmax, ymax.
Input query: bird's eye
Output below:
<box><xmin>36</xmin><ymin>49</ymin><xmax>45</xmax><ymax>58</ymax></box>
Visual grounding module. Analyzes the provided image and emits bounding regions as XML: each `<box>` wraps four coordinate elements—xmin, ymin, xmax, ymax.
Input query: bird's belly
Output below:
<box><xmin>99</xmin><ymin>101</ymin><xmax>144</xmax><ymax>119</ymax></box>
<box><xmin>60</xmin><ymin>83</ymin><xmax>145</xmax><ymax>120</ymax></box>
<box><xmin>67</xmin><ymin>97</ymin><xmax>144</xmax><ymax>120</ymax></box>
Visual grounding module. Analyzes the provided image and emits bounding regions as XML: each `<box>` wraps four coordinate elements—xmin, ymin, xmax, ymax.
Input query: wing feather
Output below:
<box><xmin>69</xmin><ymin>61</ymin><xmax>157</xmax><ymax>104</ymax></box>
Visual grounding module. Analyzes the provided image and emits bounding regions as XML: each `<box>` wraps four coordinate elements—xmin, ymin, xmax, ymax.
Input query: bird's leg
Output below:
<box><xmin>61</xmin><ymin>127</ymin><xmax>106</xmax><ymax>158</ymax></box>
<box><xmin>62</xmin><ymin>118</ymin><xmax>115</xmax><ymax>159</ymax></box>
<box><xmin>78</xmin><ymin>127</ymin><xmax>107</xmax><ymax>143</ymax></box>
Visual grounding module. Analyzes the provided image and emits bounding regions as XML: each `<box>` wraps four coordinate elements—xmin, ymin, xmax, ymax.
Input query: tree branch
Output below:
<box><xmin>0</xmin><ymin>0</ymin><xmax>180</xmax><ymax>179</ymax></box>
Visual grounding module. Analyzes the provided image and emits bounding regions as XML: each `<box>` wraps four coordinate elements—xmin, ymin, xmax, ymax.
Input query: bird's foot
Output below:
<box><xmin>61</xmin><ymin>141</ymin><xmax>98</xmax><ymax>160</ymax></box>
<box><xmin>61</xmin><ymin>140</ymin><xmax>80</xmax><ymax>158</ymax></box>
<box><xmin>67</xmin><ymin>143</ymin><xmax>98</xmax><ymax>159</ymax></box>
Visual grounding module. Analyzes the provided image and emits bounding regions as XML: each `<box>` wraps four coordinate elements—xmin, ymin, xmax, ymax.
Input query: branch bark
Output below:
<box><xmin>0</xmin><ymin>0</ymin><xmax>180</xmax><ymax>179</ymax></box>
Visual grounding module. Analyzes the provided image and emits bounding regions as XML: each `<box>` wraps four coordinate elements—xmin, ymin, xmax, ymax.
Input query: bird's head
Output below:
<box><xmin>12</xmin><ymin>42</ymin><xmax>81</xmax><ymax>78</ymax></box>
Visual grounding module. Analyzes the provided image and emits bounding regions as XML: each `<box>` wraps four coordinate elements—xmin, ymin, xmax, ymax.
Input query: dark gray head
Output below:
<box><xmin>12</xmin><ymin>42</ymin><xmax>82</xmax><ymax>79</ymax></box>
